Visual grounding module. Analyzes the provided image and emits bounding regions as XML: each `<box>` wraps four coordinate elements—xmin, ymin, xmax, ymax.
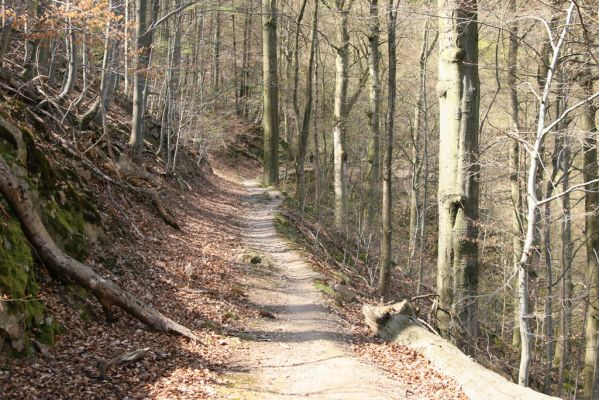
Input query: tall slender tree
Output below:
<box><xmin>379</xmin><ymin>0</ymin><xmax>397</xmax><ymax>298</ymax></box>
<box><xmin>364</xmin><ymin>0</ymin><xmax>381</xmax><ymax>233</ymax></box>
<box><xmin>262</xmin><ymin>0</ymin><xmax>279</xmax><ymax>185</ymax></box>
<box><xmin>330</xmin><ymin>0</ymin><xmax>354</xmax><ymax>228</ymax></box>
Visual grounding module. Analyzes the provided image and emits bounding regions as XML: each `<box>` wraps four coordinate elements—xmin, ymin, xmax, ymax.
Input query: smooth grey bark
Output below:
<box><xmin>435</xmin><ymin>0</ymin><xmax>480</xmax><ymax>351</ymax></box>
<box><xmin>508</xmin><ymin>0</ymin><xmax>524</xmax><ymax>350</ymax></box>
<box><xmin>291</xmin><ymin>0</ymin><xmax>308</xmax><ymax>149</ymax></box>
<box><xmin>53</xmin><ymin>0</ymin><xmax>79</xmax><ymax>102</ymax></box>
<box><xmin>238</xmin><ymin>0</ymin><xmax>253</xmax><ymax>117</ymax></box>
<box><xmin>379</xmin><ymin>0</ymin><xmax>397</xmax><ymax>298</ymax></box>
<box><xmin>262</xmin><ymin>0</ymin><xmax>279</xmax><ymax>185</ymax></box>
<box><xmin>212</xmin><ymin>10</ymin><xmax>221</xmax><ymax>101</ymax></box>
<box><xmin>556</xmin><ymin>133</ymin><xmax>572</xmax><ymax>397</ymax></box>
<box><xmin>295</xmin><ymin>0</ymin><xmax>318</xmax><ymax>205</ymax></box>
<box><xmin>129</xmin><ymin>0</ymin><xmax>159</xmax><ymax>156</ymax></box>
<box><xmin>130</xmin><ymin>0</ymin><xmax>150</xmax><ymax>155</ymax></box>
<box><xmin>582</xmin><ymin>66</ymin><xmax>599</xmax><ymax>400</ymax></box>
<box><xmin>409</xmin><ymin>18</ymin><xmax>436</xmax><ymax>275</ymax></box>
<box><xmin>542</xmin><ymin>133</ymin><xmax>562</xmax><ymax>394</ymax></box>
<box><xmin>312</xmin><ymin>35</ymin><xmax>322</xmax><ymax>206</ymax></box>
<box><xmin>364</xmin><ymin>0</ymin><xmax>381</xmax><ymax>233</ymax></box>
<box><xmin>330</xmin><ymin>0</ymin><xmax>354</xmax><ymax>228</ymax></box>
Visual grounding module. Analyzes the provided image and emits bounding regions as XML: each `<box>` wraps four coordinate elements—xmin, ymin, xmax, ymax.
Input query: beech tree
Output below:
<box><xmin>435</xmin><ymin>0</ymin><xmax>480</xmax><ymax>350</ymax></box>
<box><xmin>262</xmin><ymin>0</ymin><xmax>279</xmax><ymax>185</ymax></box>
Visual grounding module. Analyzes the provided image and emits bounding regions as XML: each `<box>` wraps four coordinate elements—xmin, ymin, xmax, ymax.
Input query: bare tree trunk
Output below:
<box><xmin>582</xmin><ymin>66</ymin><xmax>599</xmax><ymax>400</ymax></box>
<box><xmin>53</xmin><ymin>0</ymin><xmax>79</xmax><ymax>102</ymax></box>
<box><xmin>435</xmin><ymin>0</ymin><xmax>480</xmax><ymax>351</ymax></box>
<box><xmin>130</xmin><ymin>0</ymin><xmax>159</xmax><ymax>156</ymax></box>
<box><xmin>409</xmin><ymin>19</ymin><xmax>436</xmax><ymax>274</ymax></box>
<box><xmin>555</xmin><ymin>134</ymin><xmax>572</xmax><ymax>397</ymax></box>
<box><xmin>364</xmin><ymin>0</ymin><xmax>381</xmax><ymax>234</ymax></box>
<box><xmin>509</xmin><ymin>0</ymin><xmax>524</xmax><ymax>350</ymax></box>
<box><xmin>379</xmin><ymin>0</ymin><xmax>397</xmax><ymax>298</ymax></box>
<box><xmin>239</xmin><ymin>0</ymin><xmax>253</xmax><ymax>117</ymax></box>
<box><xmin>331</xmin><ymin>1</ymin><xmax>352</xmax><ymax>228</ymax></box>
<box><xmin>295</xmin><ymin>0</ymin><xmax>318</xmax><ymax>206</ymax></box>
<box><xmin>543</xmin><ymin>133</ymin><xmax>562</xmax><ymax>394</ymax></box>
<box><xmin>212</xmin><ymin>9</ymin><xmax>221</xmax><ymax>104</ymax></box>
<box><xmin>312</xmin><ymin>35</ymin><xmax>321</xmax><ymax>206</ymax></box>
<box><xmin>130</xmin><ymin>0</ymin><xmax>150</xmax><ymax>155</ymax></box>
<box><xmin>0</xmin><ymin>15</ymin><xmax>13</xmax><ymax>65</ymax></box>
<box><xmin>262</xmin><ymin>0</ymin><xmax>279</xmax><ymax>185</ymax></box>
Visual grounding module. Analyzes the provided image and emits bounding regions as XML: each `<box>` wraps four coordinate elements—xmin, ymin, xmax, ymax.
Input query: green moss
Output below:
<box><xmin>313</xmin><ymin>279</ymin><xmax>335</xmax><ymax>297</ymax></box>
<box><xmin>274</xmin><ymin>213</ymin><xmax>289</xmax><ymax>227</ymax></box>
<box><xmin>0</xmin><ymin>218</ymin><xmax>58</xmax><ymax>354</ymax></box>
<box><xmin>42</xmin><ymin>198</ymin><xmax>87</xmax><ymax>261</ymax></box>
<box><xmin>0</xmin><ymin>219</ymin><xmax>35</xmax><ymax>300</ymax></box>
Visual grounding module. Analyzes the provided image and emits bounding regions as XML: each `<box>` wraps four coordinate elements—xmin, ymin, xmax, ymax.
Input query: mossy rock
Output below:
<box><xmin>42</xmin><ymin>198</ymin><xmax>88</xmax><ymax>262</ymax></box>
<box><xmin>0</xmin><ymin>218</ymin><xmax>60</xmax><ymax>355</ymax></box>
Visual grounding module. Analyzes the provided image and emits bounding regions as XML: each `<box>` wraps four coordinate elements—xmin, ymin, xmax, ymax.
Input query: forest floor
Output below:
<box><xmin>1</xmin><ymin>119</ymin><xmax>466</xmax><ymax>399</ymax></box>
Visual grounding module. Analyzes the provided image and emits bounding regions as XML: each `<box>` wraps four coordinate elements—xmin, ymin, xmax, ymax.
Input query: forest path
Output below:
<box><xmin>218</xmin><ymin>174</ymin><xmax>407</xmax><ymax>399</ymax></box>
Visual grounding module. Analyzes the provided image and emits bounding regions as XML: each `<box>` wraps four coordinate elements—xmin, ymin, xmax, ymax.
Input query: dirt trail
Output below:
<box><xmin>222</xmin><ymin>177</ymin><xmax>407</xmax><ymax>399</ymax></box>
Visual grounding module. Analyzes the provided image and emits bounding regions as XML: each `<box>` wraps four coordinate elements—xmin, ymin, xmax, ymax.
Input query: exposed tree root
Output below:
<box><xmin>0</xmin><ymin>154</ymin><xmax>199</xmax><ymax>341</ymax></box>
<box><xmin>151</xmin><ymin>192</ymin><xmax>181</xmax><ymax>230</ymax></box>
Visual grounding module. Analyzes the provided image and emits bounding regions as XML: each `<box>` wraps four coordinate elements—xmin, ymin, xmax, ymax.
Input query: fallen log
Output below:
<box><xmin>362</xmin><ymin>301</ymin><xmax>559</xmax><ymax>400</ymax></box>
<box><xmin>0</xmin><ymin>154</ymin><xmax>198</xmax><ymax>341</ymax></box>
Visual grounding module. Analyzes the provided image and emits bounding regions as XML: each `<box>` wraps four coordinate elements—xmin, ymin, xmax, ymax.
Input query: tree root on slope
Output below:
<box><xmin>0</xmin><ymin>154</ymin><xmax>198</xmax><ymax>341</ymax></box>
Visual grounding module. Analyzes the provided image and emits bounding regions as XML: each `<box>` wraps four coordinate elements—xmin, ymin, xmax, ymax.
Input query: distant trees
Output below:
<box><xmin>4</xmin><ymin>0</ymin><xmax>599</xmax><ymax>396</ymax></box>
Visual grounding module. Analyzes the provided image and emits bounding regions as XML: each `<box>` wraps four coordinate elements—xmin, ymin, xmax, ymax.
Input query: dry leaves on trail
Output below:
<box><xmin>355</xmin><ymin>341</ymin><xmax>469</xmax><ymax>400</ymax></box>
<box><xmin>1</xmin><ymin>164</ymin><xmax>260</xmax><ymax>399</ymax></box>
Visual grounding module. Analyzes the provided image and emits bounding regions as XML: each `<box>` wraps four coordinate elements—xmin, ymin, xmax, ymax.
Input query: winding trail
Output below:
<box><xmin>223</xmin><ymin>177</ymin><xmax>407</xmax><ymax>399</ymax></box>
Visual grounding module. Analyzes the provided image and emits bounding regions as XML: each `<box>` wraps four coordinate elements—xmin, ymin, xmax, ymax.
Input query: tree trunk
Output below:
<box><xmin>581</xmin><ymin>67</ymin><xmax>599</xmax><ymax>400</ymax></box>
<box><xmin>130</xmin><ymin>0</ymin><xmax>150</xmax><ymax>155</ymax></box>
<box><xmin>332</xmin><ymin>2</ymin><xmax>351</xmax><ymax>228</ymax></box>
<box><xmin>0</xmin><ymin>156</ymin><xmax>197</xmax><ymax>340</ymax></box>
<box><xmin>239</xmin><ymin>0</ymin><xmax>253</xmax><ymax>117</ymax></box>
<box><xmin>262</xmin><ymin>0</ymin><xmax>279</xmax><ymax>185</ymax></box>
<box><xmin>212</xmin><ymin>10</ymin><xmax>221</xmax><ymax>102</ymax></box>
<box><xmin>294</xmin><ymin>0</ymin><xmax>318</xmax><ymax>206</ymax></box>
<box><xmin>364</xmin><ymin>0</ymin><xmax>381</xmax><ymax>234</ymax></box>
<box><xmin>130</xmin><ymin>0</ymin><xmax>159</xmax><ymax>156</ymax></box>
<box><xmin>508</xmin><ymin>0</ymin><xmax>524</xmax><ymax>350</ymax></box>
<box><xmin>409</xmin><ymin>19</ymin><xmax>435</xmax><ymax>275</ymax></box>
<box><xmin>53</xmin><ymin>0</ymin><xmax>79</xmax><ymax>102</ymax></box>
<box><xmin>379</xmin><ymin>0</ymin><xmax>397</xmax><ymax>298</ymax></box>
<box><xmin>555</xmin><ymin>134</ymin><xmax>572</xmax><ymax>397</ymax></box>
<box><xmin>435</xmin><ymin>0</ymin><xmax>480</xmax><ymax>351</ymax></box>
